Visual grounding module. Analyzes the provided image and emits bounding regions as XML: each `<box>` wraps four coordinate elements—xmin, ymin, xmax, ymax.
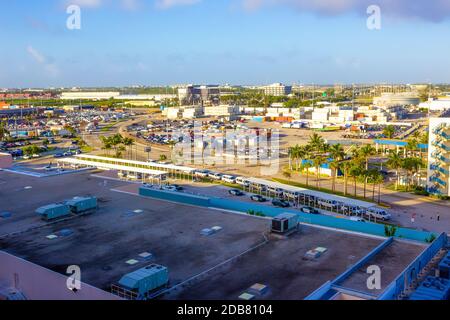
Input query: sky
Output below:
<box><xmin>1</xmin><ymin>0</ymin><xmax>450</xmax><ymax>88</ymax></box>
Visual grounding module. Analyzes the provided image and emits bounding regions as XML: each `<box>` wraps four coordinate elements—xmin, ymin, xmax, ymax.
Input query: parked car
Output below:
<box><xmin>341</xmin><ymin>205</ymin><xmax>365</xmax><ymax>215</ymax></box>
<box><xmin>229</xmin><ymin>189</ymin><xmax>244</xmax><ymax>196</ymax></box>
<box><xmin>194</xmin><ymin>170</ymin><xmax>211</xmax><ymax>178</ymax></box>
<box><xmin>250</xmin><ymin>195</ymin><xmax>267</xmax><ymax>202</ymax></box>
<box><xmin>365</xmin><ymin>208</ymin><xmax>391</xmax><ymax>221</ymax></box>
<box><xmin>209</xmin><ymin>172</ymin><xmax>223</xmax><ymax>180</ymax></box>
<box><xmin>53</xmin><ymin>153</ymin><xmax>64</xmax><ymax>158</ymax></box>
<box><xmin>222</xmin><ymin>175</ymin><xmax>237</xmax><ymax>183</ymax></box>
<box><xmin>235</xmin><ymin>177</ymin><xmax>250</xmax><ymax>187</ymax></box>
<box><xmin>301</xmin><ymin>206</ymin><xmax>320</xmax><ymax>214</ymax></box>
<box><xmin>171</xmin><ymin>184</ymin><xmax>184</xmax><ymax>191</ymax></box>
<box><xmin>272</xmin><ymin>199</ymin><xmax>290</xmax><ymax>208</ymax></box>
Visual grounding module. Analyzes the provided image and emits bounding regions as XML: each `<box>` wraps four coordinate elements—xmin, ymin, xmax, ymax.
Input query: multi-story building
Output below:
<box><xmin>427</xmin><ymin>113</ymin><xmax>450</xmax><ymax>196</ymax></box>
<box><xmin>261</xmin><ymin>83</ymin><xmax>292</xmax><ymax>97</ymax></box>
<box><xmin>178</xmin><ymin>85</ymin><xmax>220</xmax><ymax>105</ymax></box>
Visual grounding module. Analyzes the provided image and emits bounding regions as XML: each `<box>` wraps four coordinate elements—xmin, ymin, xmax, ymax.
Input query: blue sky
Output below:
<box><xmin>1</xmin><ymin>0</ymin><xmax>450</xmax><ymax>88</ymax></box>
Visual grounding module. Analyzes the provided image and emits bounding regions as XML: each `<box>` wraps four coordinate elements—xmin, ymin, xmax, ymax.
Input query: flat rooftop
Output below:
<box><xmin>337</xmin><ymin>240</ymin><xmax>426</xmax><ymax>297</ymax></box>
<box><xmin>0</xmin><ymin>170</ymin><xmax>425</xmax><ymax>300</ymax></box>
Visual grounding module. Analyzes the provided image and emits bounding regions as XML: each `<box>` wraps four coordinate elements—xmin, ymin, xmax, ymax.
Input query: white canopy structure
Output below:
<box><xmin>244</xmin><ymin>177</ymin><xmax>376</xmax><ymax>209</ymax></box>
<box><xmin>57</xmin><ymin>157</ymin><xmax>168</xmax><ymax>183</ymax></box>
<box><xmin>73</xmin><ymin>154</ymin><xmax>196</xmax><ymax>174</ymax></box>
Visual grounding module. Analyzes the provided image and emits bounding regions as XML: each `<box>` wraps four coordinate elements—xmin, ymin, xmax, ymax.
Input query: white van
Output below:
<box><xmin>222</xmin><ymin>175</ymin><xmax>236</xmax><ymax>183</ymax></box>
<box><xmin>209</xmin><ymin>172</ymin><xmax>223</xmax><ymax>180</ymax></box>
<box><xmin>235</xmin><ymin>177</ymin><xmax>250</xmax><ymax>187</ymax></box>
<box><xmin>317</xmin><ymin>199</ymin><xmax>338</xmax><ymax>210</ymax></box>
<box><xmin>268</xmin><ymin>187</ymin><xmax>284</xmax><ymax>196</ymax></box>
<box><xmin>365</xmin><ymin>208</ymin><xmax>391</xmax><ymax>221</ymax></box>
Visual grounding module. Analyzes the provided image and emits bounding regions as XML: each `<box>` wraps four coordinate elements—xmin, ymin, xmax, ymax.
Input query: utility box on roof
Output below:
<box><xmin>118</xmin><ymin>264</ymin><xmax>169</xmax><ymax>297</ymax></box>
<box><xmin>271</xmin><ymin>213</ymin><xmax>298</xmax><ymax>234</ymax></box>
<box><xmin>65</xmin><ymin>196</ymin><xmax>97</xmax><ymax>214</ymax></box>
<box><xmin>36</xmin><ymin>203</ymin><xmax>71</xmax><ymax>220</ymax></box>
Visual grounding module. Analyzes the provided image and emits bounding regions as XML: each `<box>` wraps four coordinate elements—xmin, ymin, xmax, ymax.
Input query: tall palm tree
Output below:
<box><xmin>367</xmin><ymin>169</ymin><xmax>381</xmax><ymax>201</ymax></box>
<box><xmin>341</xmin><ymin>161</ymin><xmax>352</xmax><ymax>196</ymax></box>
<box><xmin>328</xmin><ymin>143</ymin><xmax>345</xmax><ymax>191</ymax></box>
<box><xmin>122</xmin><ymin>137</ymin><xmax>135</xmax><ymax>159</ymax></box>
<box><xmin>349</xmin><ymin>164</ymin><xmax>362</xmax><ymax>197</ymax></box>
<box><xmin>308</xmin><ymin>133</ymin><xmax>325</xmax><ymax>153</ymax></box>
<box><xmin>329</xmin><ymin>160</ymin><xmax>341</xmax><ymax>192</ymax></box>
<box><xmin>0</xmin><ymin>121</ymin><xmax>9</xmax><ymax>140</ymax></box>
<box><xmin>313</xmin><ymin>155</ymin><xmax>327</xmax><ymax>189</ymax></box>
<box><xmin>301</xmin><ymin>161</ymin><xmax>313</xmax><ymax>187</ymax></box>
<box><xmin>387</xmin><ymin>152</ymin><xmax>403</xmax><ymax>190</ymax></box>
<box><xmin>358</xmin><ymin>144</ymin><xmax>376</xmax><ymax>197</ymax></box>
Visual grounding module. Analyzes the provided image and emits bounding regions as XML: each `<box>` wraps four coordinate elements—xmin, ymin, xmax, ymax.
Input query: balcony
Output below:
<box><xmin>429</xmin><ymin>176</ymin><xmax>447</xmax><ymax>187</ymax></box>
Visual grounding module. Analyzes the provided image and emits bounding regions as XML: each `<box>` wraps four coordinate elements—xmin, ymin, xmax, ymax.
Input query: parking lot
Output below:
<box><xmin>0</xmin><ymin>170</ymin><xmax>397</xmax><ymax>300</ymax></box>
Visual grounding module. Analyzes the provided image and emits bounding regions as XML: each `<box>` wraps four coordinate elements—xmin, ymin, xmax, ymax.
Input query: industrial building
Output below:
<box><xmin>60</xmin><ymin>91</ymin><xmax>121</xmax><ymax>100</ymax></box>
<box><xmin>373</xmin><ymin>93</ymin><xmax>420</xmax><ymax>107</ymax></box>
<box><xmin>419</xmin><ymin>98</ymin><xmax>450</xmax><ymax>112</ymax></box>
<box><xmin>427</xmin><ymin>113</ymin><xmax>450</xmax><ymax>196</ymax></box>
<box><xmin>178</xmin><ymin>85</ymin><xmax>220</xmax><ymax>105</ymax></box>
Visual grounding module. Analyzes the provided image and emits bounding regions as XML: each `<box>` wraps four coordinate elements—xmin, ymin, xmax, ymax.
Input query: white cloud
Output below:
<box><xmin>239</xmin><ymin>0</ymin><xmax>450</xmax><ymax>22</ymax></box>
<box><xmin>26</xmin><ymin>46</ymin><xmax>46</xmax><ymax>64</ymax></box>
<box><xmin>65</xmin><ymin>0</ymin><xmax>103</xmax><ymax>8</ymax></box>
<box><xmin>26</xmin><ymin>46</ymin><xmax>60</xmax><ymax>78</ymax></box>
<box><xmin>155</xmin><ymin>0</ymin><xmax>202</xmax><ymax>9</ymax></box>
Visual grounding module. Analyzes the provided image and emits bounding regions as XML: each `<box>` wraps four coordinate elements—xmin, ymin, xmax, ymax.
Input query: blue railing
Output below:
<box><xmin>138</xmin><ymin>187</ymin><xmax>437</xmax><ymax>243</ymax></box>
<box><xmin>378</xmin><ymin>233</ymin><xmax>448</xmax><ymax>300</ymax></box>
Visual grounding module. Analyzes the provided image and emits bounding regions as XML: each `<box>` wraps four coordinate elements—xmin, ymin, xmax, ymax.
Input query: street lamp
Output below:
<box><xmin>145</xmin><ymin>147</ymin><xmax>152</xmax><ymax>162</ymax></box>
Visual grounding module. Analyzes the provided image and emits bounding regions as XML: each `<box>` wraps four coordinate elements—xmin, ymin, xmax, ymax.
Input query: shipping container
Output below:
<box><xmin>36</xmin><ymin>203</ymin><xmax>71</xmax><ymax>220</ymax></box>
<box><xmin>65</xmin><ymin>196</ymin><xmax>98</xmax><ymax>214</ymax></box>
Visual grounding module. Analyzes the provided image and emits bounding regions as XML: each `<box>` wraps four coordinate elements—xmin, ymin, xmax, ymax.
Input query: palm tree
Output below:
<box><xmin>0</xmin><ymin>121</ymin><xmax>9</xmax><ymax>140</ymax></box>
<box><xmin>329</xmin><ymin>160</ymin><xmax>341</xmax><ymax>192</ymax></box>
<box><xmin>313</xmin><ymin>155</ymin><xmax>327</xmax><ymax>189</ymax></box>
<box><xmin>328</xmin><ymin>144</ymin><xmax>345</xmax><ymax>192</ymax></box>
<box><xmin>403</xmin><ymin>157</ymin><xmax>425</xmax><ymax>190</ymax></box>
<box><xmin>383</xmin><ymin>125</ymin><xmax>395</xmax><ymax>139</ymax></box>
<box><xmin>387</xmin><ymin>152</ymin><xmax>403</xmax><ymax>190</ymax></box>
<box><xmin>301</xmin><ymin>161</ymin><xmax>313</xmax><ymax>187</ymax></box>
<box><xmin>367</xmin><ymin>169</ymin><xmax>382</xmax><ymax>201</ymax></box>
<box><xmin>358</xmin><ymin>145</ymin><xmax>376</xmax><ymax>197</ymax></box>
<box><xmin>122</xmin><ymin>137</ymin><xmax>135</xmax><ymax>159</ymax></box>
<box><xmin>349</xmin><ymin>164</ymin><xmax>362</xmax><ymax>197</ymax></box>
<box><xmin>308</xmin><ymin>133</ymin><xmax>325</xmax><ymax>153</ymax></box>
<box><xmin>341</xmin><ymin>161</ymin><xmax>352</xmax><ymax>196</ymax></box>
<box><xmin>406</xmin><ymin>138</ymin><xmax>418</xmax><ymax>157</ymax></box>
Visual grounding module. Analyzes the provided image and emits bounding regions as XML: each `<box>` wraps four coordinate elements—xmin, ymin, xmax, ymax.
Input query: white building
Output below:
<box><xmin>60</xmin><ymin>92</ymin><xmax>121</xmax><ymax>100</ymax></box>
<box><xmin>427</xmin><ymin>114</ymin><xmax>450</xmax><ymax>196</ymax></box>
<box><xmin>261</xmin><ymin>83</ymin><xmax>292</xmax><ymax>97</ymax></box>
<box><xmin>203</xmin><ymin>105</ymin><xmax>240</xmax><ymax>118</ymax></box>
<box><xmin>419</xmin><ymin>98</ymin><xmax>450</xmax><ymax>112</ymax></box>
<box><xmin>373</xmin><ymin>93</ymin><xmax>420</xmax><ymax>107</ymax></box>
